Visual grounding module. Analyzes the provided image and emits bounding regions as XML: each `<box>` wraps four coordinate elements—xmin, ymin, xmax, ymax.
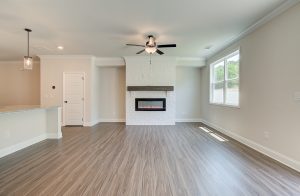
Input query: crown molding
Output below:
<box><xmin>94</xmin><ymin>57</ymin><xmax>125</xmax><ymax>67</ymax></box>
<box><xmin>123</xmin><ymin>56</ymin><xmax>176</xmax><ymax>61</ymax></box>
<box><xmin>123</xmin><ymin>56</ymin><xmax>205</xmax><ymax>67</ymax></box>
<box><xmin>0</xmin><ymin>60</ymin><xmax>40</xmax><ymax>64</ymax></box>
<box><xmin>0</xmin><ymin>60</ymin><xmax>23</xmax><ymax>64</ymax></box>
<box><xmin>38</xmin><ymin>55</ymin><xmax>94</xmax><ymax>60</ymax></box>
<box><xmin>206</xmin><ymin>0</ymin><xmax>300</xmax><ymax>60</ymax></box>
<box><xmin>35</xmin><ymin>55</ymin><xmax>205</xmax><ymax>67</ymax></box>
<box><xmin>176</xmin><ymin>57</ymin><xmax>205</xmax><ymax>67</ymax></box>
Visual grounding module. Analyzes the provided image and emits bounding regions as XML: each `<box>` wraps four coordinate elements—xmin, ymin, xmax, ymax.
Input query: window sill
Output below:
<box><xmin>209</xmin><ymin>102</ymin><xmax>240</xmax><ymax>109</ymax></box>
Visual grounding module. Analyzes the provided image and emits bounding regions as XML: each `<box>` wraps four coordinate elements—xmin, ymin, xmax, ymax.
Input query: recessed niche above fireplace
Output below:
<box><xmin>135</xmin><ymin>98</ymin><xmax>166</xmax><ymax>111</ymax></box>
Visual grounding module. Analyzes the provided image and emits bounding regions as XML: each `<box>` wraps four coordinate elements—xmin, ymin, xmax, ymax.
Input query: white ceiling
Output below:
<box><xmin>0</xmin><ymin>0</ymin><xmax>292</xmax><ymax>60</ymax></box>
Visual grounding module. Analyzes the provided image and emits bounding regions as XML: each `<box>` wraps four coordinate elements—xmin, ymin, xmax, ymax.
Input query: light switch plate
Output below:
<box><xmin>294</xmin><ymin>92</ymin><xmax>300</xmax><ymax>101</ymax></box>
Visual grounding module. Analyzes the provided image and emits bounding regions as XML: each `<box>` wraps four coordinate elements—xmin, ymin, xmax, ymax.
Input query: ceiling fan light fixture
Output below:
<box><xmin>145</xmin><ymin>46</ymin><xmax>157</xmax><ymax>54</ymax></box>
<box><xmin>126</xmin><ymin>35</ymin><xmax>175</xmax><ymax>55</ymax></box>
<box><xmin>24</xmin><ymin>28</ymin><xmax>33</xmax><ymax>70</ymax></box>
<box><xmin>148</xmin><ymin>36</ymin><xmax>155</xmax><ymax>46</ymax></box>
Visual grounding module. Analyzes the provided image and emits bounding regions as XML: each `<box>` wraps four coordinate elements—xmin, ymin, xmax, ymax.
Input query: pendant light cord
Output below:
<box><xmin>25</xmin><ymin>28</ymin><xmax>32</xmax><ymax>57</ymax></box>
<box><xmin>27</xmin><ymin>31</ymin><xmax>29</xmax><ymax>57</ymax></box>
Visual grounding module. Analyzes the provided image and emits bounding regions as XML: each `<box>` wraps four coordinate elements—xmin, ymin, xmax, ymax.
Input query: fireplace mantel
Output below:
<box><xmin>127</xmin><ymin>86</ymin><xmax>174</xmax><ymax>91</ymax></box>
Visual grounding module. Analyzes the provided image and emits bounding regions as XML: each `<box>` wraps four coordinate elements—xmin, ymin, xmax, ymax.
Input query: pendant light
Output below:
<box><xmin>24</xmin><ymin>28</ymin><xmax>33</xmax><ymax>70</ymax></box>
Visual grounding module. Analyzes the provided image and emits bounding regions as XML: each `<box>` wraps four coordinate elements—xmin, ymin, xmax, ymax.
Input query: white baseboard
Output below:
<box><xmin>126</xmin><ymin>121</ymin><xmax>175</xmax><ymax>125</ymax></box>
<box><xmin>47</xmin><ymin>132</ymin><xmax>62</xmax><ymax>139</ymax></box>
<box><xmin>86</xmin><ymin>118</ymin><xmax>198</xmax><ymax>126</ymax></box>
<box><xmin>176</xmin><ymin>118</ymin><xmax>202</xmax><ymax>122</ymax></box>
<box><xmin>0</xmin><ymin>134</ymin><xmax>47</xmax><ymax>158</ymax></box>
<box><xmin>84</xmin><ymin>119</ymin><xmax>125</xmax><ymax>127</ymax></box>
<box><xmin>0</xmin><ymin>133</ymin><xmax>63</xmax><ymax>159</ymax></box>
<box><xmin>84</xmin><ymin>121</ymin><xmax>97</xmax><ymax>127</ymax></box>
<box><xmin>200</xmin><ymin>119</ymin><xmax>300</xmax><ymax>172</ymax></box>
<box><xmin>98</xmin><ymin>119</ymin><xmax>125</xmax><ymax>123</ymax></box>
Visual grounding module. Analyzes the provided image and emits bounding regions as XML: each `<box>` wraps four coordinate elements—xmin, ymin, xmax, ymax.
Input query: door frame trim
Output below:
<box><xmin>62</xmin><ymin>72</ymin><xmax>85</xmax><ymax>126</ymax></box>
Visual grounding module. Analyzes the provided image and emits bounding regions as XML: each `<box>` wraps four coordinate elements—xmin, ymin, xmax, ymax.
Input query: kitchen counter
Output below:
<box><xmin>0</xmin><ymin>105</ymin><xmax>61</xmax><ymax>113</ymax></box>
<box><xmin>0</xmin><ymin>105</ymin><xmax>62</xmax><ymax>158</ymax></box>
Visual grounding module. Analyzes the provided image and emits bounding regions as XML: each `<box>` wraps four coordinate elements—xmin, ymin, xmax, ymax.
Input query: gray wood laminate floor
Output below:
<box><xmin>0</xmin><ymin>123</ymin><xmax>300</xmax><ymax>196</ymax></box>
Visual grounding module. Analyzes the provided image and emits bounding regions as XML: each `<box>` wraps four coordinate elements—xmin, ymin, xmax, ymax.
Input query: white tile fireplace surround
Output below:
<box><xmin>125</xmin><ymin>56</ymin><xmax>176</xmax><ymax>125</ymax></box>
<box><xmin>126</xmin><ymin>91</ymin><xmax>175</xmax><ymax>125</ymax></box>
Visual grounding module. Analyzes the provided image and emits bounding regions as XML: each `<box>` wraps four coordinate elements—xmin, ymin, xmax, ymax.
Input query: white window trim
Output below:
<box><xmin>209</xmin><ymin>49</ymin><xmax>240</xmax><ymax>108</ymax></box>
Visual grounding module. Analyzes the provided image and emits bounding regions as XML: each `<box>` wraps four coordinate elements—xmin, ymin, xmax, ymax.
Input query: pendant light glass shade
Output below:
<box><xmin>24</xmin><ymin>28</ymin><xmax>33</xmax><ymax>70</ymax></box>
<box><xmin>24</xmin><ymin>56</ymin><xmax>33</xmax><ymax>70</ymax></box>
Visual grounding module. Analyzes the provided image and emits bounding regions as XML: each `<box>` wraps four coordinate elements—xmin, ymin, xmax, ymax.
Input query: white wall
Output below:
<box><xmin>91</xmin><ymin>60</ymin><xmax>100</xmax><ymax>125</ymax></box>
<box><xmin>93</xmin><ymin>66</ymin><xmax>125</xmax><ymax>122</ymax></box>
<box><xmin>0</xmin><ymin>106</ymin><xmax>61</xmax><ymax>158</ymax></box>
<box><xmin>38</xmin><ymin>56</ymin><xmax>202</xmax><ymax>126</ymax></box>
<box><xmin>200</xmin><ymin>4</ymin><xmax>300</xmax><ymax>171</ymax></box>
<box><xmin>176</xmin><ymin>67</ymin><xmax>201</xmax><ymax>121</ymax></box>
<box><xmin>40</xmin><ymin>56</ymin><xmax>93</xmax><ymax>125</ymax></box>
<box><xmin>0</xmin><ymin>61</ymin><xmax>40</xmax><ymax>106</ymax></box>
<box><xmin>125</xmin><ymin>57</ymin><xmax>176</xmax><ymax>87</ymax></box>
<box><xmin>0</xmin><ymin>109</ymin><xmax>46</xmax><ymax>151</ymax></box>
<box><xmin>125</xmin><ymin>56</ymin><xmax>176</xmax><ymax>125</ymax></box>
<box><xmin>90</xmin><ymin>65</ymin><xmax>201</xmax><ymax>123</ymax></box>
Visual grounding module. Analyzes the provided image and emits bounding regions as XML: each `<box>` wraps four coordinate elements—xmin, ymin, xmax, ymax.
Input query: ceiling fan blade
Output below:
<box><xmin>157</xmin><ymin>44</ymin><xmax>176</xmax><ymax>48</ymax></box>
<box><xmin>136</xmin><ymin>49</ymin><xmax>145</xmax><ymax>54</ymax></box>
<box><xmin>126</xmin><ymin>44</ymin><xmax>145</xmax><ymax>47</ymax></box>
<box><xmin>156</xmin><ymin>49</ymin><xmax>164</xmax><ymax>55</ymax></box>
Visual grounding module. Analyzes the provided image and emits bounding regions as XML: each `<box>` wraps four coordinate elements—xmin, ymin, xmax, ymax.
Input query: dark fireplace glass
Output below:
<box><xmin>135</xmin><ymin>98</ymin><xmax>166</xmax><ymax>111</ymax></box>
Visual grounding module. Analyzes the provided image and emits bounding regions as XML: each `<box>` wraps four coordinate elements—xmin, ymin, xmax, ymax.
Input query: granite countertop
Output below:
<box><xmin>0</xmin><ymin>105</ymin><xmax>61</xmax><ymax>113</ymax></box>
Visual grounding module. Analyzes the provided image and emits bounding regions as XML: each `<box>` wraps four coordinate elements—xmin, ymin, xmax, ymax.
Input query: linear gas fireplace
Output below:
<box><xmin>135</xmin><ymin>98</ymin><xmax>166</xmax><ymax>111</ymax></box>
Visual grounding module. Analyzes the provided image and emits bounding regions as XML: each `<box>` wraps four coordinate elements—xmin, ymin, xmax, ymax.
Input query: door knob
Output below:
<box><xmin>64</xmin><ymin>101</ymin><xmax>68</xmax><ymax>103</ymax></box>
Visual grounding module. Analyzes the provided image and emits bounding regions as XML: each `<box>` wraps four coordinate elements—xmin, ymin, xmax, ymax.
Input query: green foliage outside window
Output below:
<box><xmin>227</xmin><ymin>61</ymin><xmax>239</xmax><ymax>80</ymax></box>
<box><xmin>227</xmin><ymin>60</ymin><xmax>239</xmax><ymax>88</ymax></box>
<box><xmin>214</xmin><ymin>60</ymin><xmax>239</xmax><ymax>89</ymax></box>
<box><xmin>215</xmin><ymin>65</ymin><xmax>224</xmax><ymax>82</ymax></box>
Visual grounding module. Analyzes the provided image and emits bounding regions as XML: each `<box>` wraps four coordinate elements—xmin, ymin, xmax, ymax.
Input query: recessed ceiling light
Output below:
<box><xmin>57</xmin><ymin>46</ymin><xmax>64</xmax><ymax>50</ymax></box>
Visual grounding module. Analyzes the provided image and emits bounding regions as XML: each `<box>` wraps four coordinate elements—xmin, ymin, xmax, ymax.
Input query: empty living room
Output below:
<box><xmin>1</xmin><ymin>0</ymin><xmax>300</xmax><ymax>195</ymax></box>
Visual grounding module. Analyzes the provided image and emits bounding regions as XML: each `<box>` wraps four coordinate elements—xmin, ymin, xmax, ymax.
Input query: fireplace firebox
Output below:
<box><xmin>135</xmin><ymin>98</ymin><xmax>166</xmax><ymax>111</ymax></box>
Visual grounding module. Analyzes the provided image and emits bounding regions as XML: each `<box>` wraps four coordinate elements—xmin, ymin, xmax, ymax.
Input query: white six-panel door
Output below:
<box><xmin>63</xmin><ymin>73</ymin><xmax>84</xmax><ymax>126</ymax></box>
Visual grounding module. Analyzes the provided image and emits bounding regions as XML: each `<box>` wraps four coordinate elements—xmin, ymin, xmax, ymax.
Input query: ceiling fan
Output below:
<box><xmin>126</xmin><ymin>35</ymin><xmax>176</xmax><ymax>55</ymax></box>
